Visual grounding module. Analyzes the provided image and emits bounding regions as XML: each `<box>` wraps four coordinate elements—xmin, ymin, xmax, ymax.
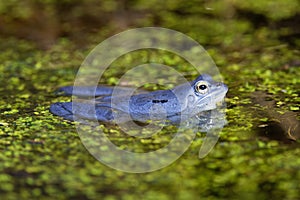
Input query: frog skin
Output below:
<box><xmin>50</xmin><ymin>74</ymin><xmax>228</xmax><ymax>124</ymax></box>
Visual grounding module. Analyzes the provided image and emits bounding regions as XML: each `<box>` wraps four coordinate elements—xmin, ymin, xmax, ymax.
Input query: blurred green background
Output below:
<box><xmin>0</xmin><ymin>0</ymin><xmax>299</xmax><ymax>199</ymax></box>
<box><xmin>1</xmin><ymin>0</ymin><xmax>299</xmax><ymax>49</ymax></box>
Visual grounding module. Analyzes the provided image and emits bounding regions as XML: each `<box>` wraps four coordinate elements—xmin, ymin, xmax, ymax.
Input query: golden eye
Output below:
<box><xmin>195</xmin><ymin>81</ymin><xmax>209</xmax><ymax>94</ymax></box>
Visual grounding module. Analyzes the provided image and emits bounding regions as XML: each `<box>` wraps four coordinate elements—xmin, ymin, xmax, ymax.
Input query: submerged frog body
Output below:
<box><xmin>50</xmin><ymin>74</ymin><xmax>228</xmax><ymax>124</ymax></box>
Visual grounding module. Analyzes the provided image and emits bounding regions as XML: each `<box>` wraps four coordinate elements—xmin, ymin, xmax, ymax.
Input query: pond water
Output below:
<box><xmin>0</xmin><ymin>1</ymin><xmax>299</xmax><ymax>199</ymax></box>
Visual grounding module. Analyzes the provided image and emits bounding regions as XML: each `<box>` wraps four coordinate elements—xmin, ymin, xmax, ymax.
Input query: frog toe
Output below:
<box><xmin>50</xmin><ymin>102</ymin><xmax>74</xmax><ymax>121</ymax></box>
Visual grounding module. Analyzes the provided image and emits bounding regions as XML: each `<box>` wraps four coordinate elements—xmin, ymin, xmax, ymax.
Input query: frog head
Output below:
<box><xmin>173</xmin><ymin>74</ymin><xmax>228</xmax><ymax>115</ymax></box>
<box><xmin>190</xmin><ymin>74</ymin><xmax>228</xmax><ymax>111</ymax></box>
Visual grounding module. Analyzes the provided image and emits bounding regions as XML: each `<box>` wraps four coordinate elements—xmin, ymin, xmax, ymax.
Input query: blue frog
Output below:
<box><xmin>50</xmin><ymin>74</ymin><xmax>228</xmax><ymax>124</ymax></box>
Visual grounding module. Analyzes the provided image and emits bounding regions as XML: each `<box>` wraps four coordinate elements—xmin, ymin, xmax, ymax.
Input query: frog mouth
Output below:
<box><xmin>214</xmin><ymin>92</ymin><xmax>227</xmax><ymax>107</ymax></box>
<box><xmin>196</xmin><ymin>87</ymin><xmax>227</xmax><ymax>111</ymax></box>
<box><xmin>213</xmin><ymin>84</ymin><xmax>228</xmax><ymax>106</ymax></box>
<box><xmin>215</xmin><ymin>90</ymin><xmax>227</xmax><ymax>105</ymax></box>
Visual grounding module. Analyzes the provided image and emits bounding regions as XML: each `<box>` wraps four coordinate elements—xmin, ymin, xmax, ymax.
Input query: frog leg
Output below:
<box><xmin>55</xmin><ymin>86</ymin><xmax>144</xmax><ymax>97</ymax></box>
<box><xmin>50</xmin><ymin>102</ymin><xmax>75</xmax><ymax>121</ymax></box>
<box><xmin>50</xmin><ymin>101</ymin><xmax>117</xmax><ymax>122</ymax></box>
<box><xmin>50</xmin><ymin>99</ymin><xmax>135</xmax><ymax>123</ymax></box>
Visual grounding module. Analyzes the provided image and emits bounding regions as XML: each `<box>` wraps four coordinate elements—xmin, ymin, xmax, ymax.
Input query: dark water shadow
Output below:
<box><xmin>251</xmin><ymin>91</ymin><xmax>300</xmax><ymax>143</ymax></box>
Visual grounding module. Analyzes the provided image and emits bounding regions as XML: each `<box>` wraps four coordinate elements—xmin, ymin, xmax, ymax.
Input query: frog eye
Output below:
<box><xmin>195</xmin><ymin>81</ymin><xmax>209</xmax><ymax>94</ymax></box>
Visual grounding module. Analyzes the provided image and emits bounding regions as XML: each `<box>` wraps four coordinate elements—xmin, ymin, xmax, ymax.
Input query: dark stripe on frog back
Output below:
<box><xmin>152</xmin><ymin>99</ymin><xmax>168</xmax><ymax>103</ymax></box>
